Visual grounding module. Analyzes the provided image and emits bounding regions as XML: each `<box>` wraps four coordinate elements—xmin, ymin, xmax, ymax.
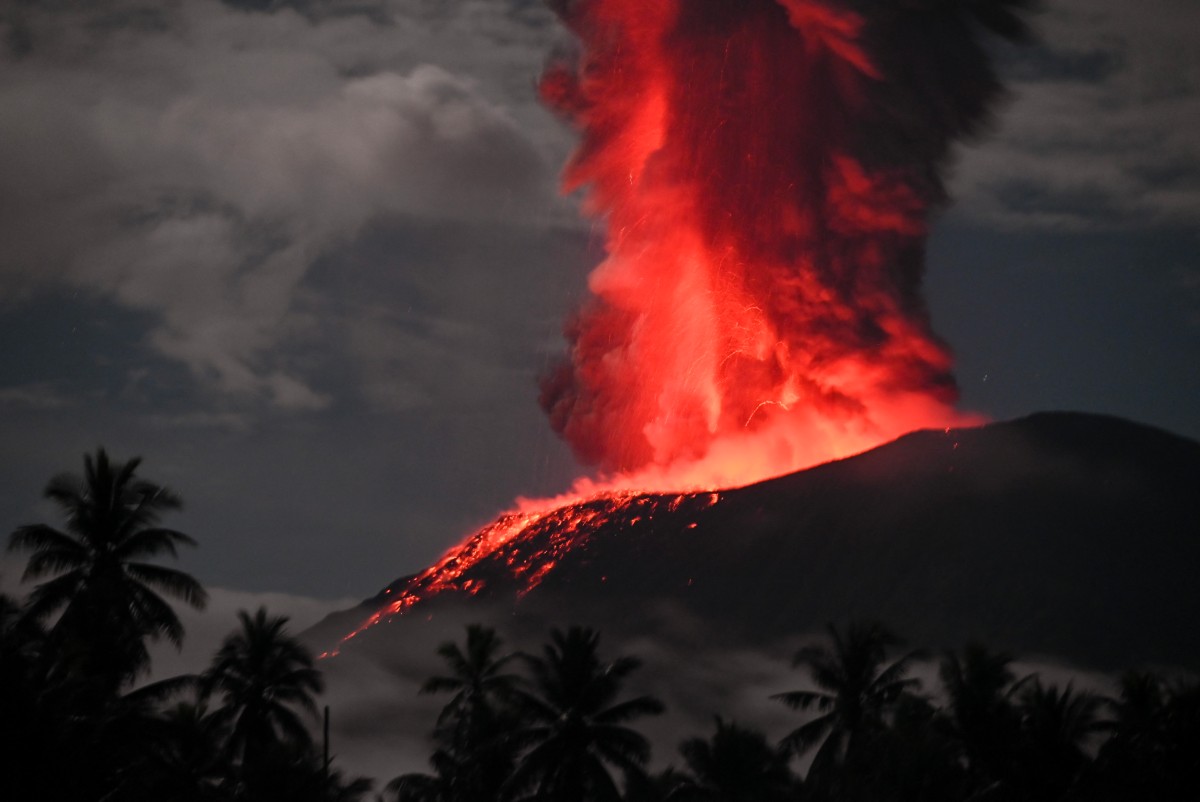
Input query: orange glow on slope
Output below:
<box><xmin>327</xmin><ymin>491</ymin><xmax>721</xmax><ymax>654</ymax></box>
<box><xmin>328</xmin><ymin>0</ymin><xmax>1025</xmax><ymax>650</ymax></box>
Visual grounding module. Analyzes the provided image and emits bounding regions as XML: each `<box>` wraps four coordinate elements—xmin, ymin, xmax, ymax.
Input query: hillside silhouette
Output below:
<box><xmin>313</xmin><ymin>412</ymin><xmax>1200</xmax><ymax>671</ymax></box>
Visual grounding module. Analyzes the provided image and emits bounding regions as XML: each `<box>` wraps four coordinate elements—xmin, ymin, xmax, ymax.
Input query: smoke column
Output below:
<box><xmin>539</xmin><ymin>0</ymin><xmax>1033</xmax><ymax>487</ymax></box>
<box><xmin>330</xmin><ymin>0</ymin><xmax>1037</xmax><ymax>649</ymax></box>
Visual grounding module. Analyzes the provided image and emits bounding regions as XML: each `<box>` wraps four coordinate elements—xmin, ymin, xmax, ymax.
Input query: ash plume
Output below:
<box><xmin>539</xmin><ymin>0</ymin><xmax>1036</xmax><ymax>480</ymax></box>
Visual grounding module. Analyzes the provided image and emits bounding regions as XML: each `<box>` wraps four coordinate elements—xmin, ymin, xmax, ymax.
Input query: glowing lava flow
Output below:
<box><xmin>330</xmin><ymin>1</ymin><xmax>1031</xmax><ymax>651</ymax></box>
<box><xmin>329</xmin><ymin>490</ymin><xmax>721</xmax><ymax>654</ymax></box>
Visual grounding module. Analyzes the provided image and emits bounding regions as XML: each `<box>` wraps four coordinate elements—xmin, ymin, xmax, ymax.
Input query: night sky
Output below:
<box><xmin>1</xmin><ymin>0</ymin><xmax>1197</xmax><ymax>628</ymax></box>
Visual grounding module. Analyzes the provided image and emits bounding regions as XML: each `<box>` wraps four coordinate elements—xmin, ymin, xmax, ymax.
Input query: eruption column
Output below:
<box><xmin>331</xmin><ymin>0</ymin><xmax>1033</xmax><ymax>648</ymax></box>
<box><xmin>540</xmin><ymin>0</ymin><xmax>1026</xmax><ymax>485</ymax></box>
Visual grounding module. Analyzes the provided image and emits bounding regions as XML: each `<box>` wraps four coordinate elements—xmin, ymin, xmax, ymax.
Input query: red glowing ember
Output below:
<box><xmin>331</xmin><ymin>0</ymin><xmax>1032</xmax><ymax>650</ymax></box>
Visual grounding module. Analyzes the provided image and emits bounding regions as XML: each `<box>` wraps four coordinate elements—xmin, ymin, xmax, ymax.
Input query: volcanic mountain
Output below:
<box><xmin>312</xmin><ymin>412</ymin><xmax>1200</xmax><ymax>671</ymax></box>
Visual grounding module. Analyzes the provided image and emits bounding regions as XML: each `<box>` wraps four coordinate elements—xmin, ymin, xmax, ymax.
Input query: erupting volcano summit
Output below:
<box><xmin>536</xmin><ymin>0</ymin><xmax>1032</xmax><ymax>485</ymax></box>
<box><xmin>331</xmin><ymin>0</ymin><xmax>1038</xmax><ymax>649</ymax></box>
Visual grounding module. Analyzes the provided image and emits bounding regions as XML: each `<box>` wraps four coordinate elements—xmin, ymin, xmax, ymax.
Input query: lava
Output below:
<box><xmin>332</xmin><ymin>0</ymin><xmax>1032</xmax><ymax>650</ymax></box>
<box><xmin>327</xmin><ymin>491</ymin><xmax>720</xmax><ymax>654</ymax></box>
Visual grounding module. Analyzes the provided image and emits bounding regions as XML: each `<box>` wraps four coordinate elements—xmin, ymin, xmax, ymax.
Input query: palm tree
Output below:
<box><xmin>671</xmin><ymin>718</ymin><xmax>795</xmax><ymax>802</ymax></box>
<box><xmin>390</xmin><ymin>624</ymin><xmax>524</xmax><ymax>802</ymax></box>
<box><xmin>201</xmin><ymin>607</ymin><xmax>324</xmax><ymax>793</ymax></box>
<box><xmin>937</xmin><ymin>643</ymin><xmax>1029</xmax><ymax>793</ymax></box>
<box><xmin>423</xmin><ymin>623</ymin><xmax>523</xmax><ymax>744</ymax></box>
<box><xmin>8</xmin><ymin>447</ymin><xmax>207</xmax><ymax>696</ymax></box>
<box><xmin>1011</xmin><ymin>679</ymin><xmax>1104</xmax><ymax>802</ymax></box>
<box><xmin>385</xmin><ymin>748</ymin><xmax>458</xmax><ymax>802</ymax></box>
<box><xmin>1159</xmin><ymin>677</ymin><xmax>1200</xmax><ymax>799</ymax></box>
<box><xmin>504</xmin><ymin>626</ymin><xmax>664</xmax><ymax>802</ymax></box>
<box><xmin>0</xmin><ymin>590</ymin><xmax>69</xmax><ymax>799</ymax></box>
<box><xmin>130</xmin><ymin>698</ymin><xmax>230</xmax><ymax>802</ymax></box>
<box><xmin>771</xmin><ymin>621</ymin><xmax>923</xmax><ymax>784</ymax></box>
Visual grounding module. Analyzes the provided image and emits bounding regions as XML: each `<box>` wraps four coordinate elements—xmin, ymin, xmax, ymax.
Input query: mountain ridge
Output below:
<box><xmin>309</xmin><ymin>411</ymin><xmax>1200</xmax><ymax>671</ymax></box>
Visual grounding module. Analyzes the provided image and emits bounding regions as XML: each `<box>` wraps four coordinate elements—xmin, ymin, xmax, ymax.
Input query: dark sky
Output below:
<box><xmin>1</xmin><ymin>0</ymin><xmax>1197</xmax><ymax>621</ymax></box>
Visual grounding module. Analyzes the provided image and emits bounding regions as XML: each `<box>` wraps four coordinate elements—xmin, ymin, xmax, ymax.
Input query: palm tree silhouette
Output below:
<box><xmin>389</xmin><ymin>624</ymin><xmax>524</xmax><ymax>802</ymax></box>
<box><xmin>201</xmin><ymin>607</ymin><xmax>324</xmax><ymax>793</ymax></box>
<box><xmin>131</xmin><ymin>697</ymin><xmax>230</xmax><ymax>801</ymax></box>
<box><xmin>423</xmin><ymin>623</ymin><xmax>523</xmax><ymax>744</ymax></box>
<box><xmin>0</xmin><ymin>591</ymin><xmax>72</xmax><ymax>799</ymax></box>
<box><xmin>1012</xmin><ymin>679</ymin><xmax>1104</xmax><ymax>801</ymax></box>
<box><xmin>937</xmin><ymin>643</ymin><xmax>1030</xmax><ymax>793</ymax></box>
<box><xmin>772</xmin><ymin>621</ymin><xmax>922</xmax><ymax>782</ymax></box>
<box><xmin>504</xmin><ymin>626</ymin><xmax>664</xmax><ymax>802</ymax></box>
<box><xmin>671</xmin><ymin>718</ymin><xmax>795</xmax><ymax>802</ymax></box>
<box><xmin>8</xmin><ymin>448</ymin><xmax>207</xmax><ymax>698</ymax></box>
<box><xmin>385</xmin><ymin>748</ymin><xmax>458</xmax><ymax>802</ymax></box>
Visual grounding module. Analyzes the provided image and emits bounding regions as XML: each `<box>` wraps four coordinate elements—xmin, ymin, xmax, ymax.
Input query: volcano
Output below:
<box><xmin>313</xmin><ymin>411</ymin><xmax>1200</xmax><ymax>671</ymax></box>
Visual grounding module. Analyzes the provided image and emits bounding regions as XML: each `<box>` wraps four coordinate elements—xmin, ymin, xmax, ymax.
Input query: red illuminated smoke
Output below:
<box><xmin>540</xmin><ymin>0</ymin><xmax>1029</xmax><ymax>480</ymax></box>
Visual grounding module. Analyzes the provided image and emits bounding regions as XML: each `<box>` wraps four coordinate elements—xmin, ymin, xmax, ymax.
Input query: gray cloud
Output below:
<box><xmin>952</xmin><ymin>0</ymin><xmax>1200</xmax><ymax>230</ymax></box>
<box><xmin>0</xmin><ymin>0</ymin><xmax>565</xmax><ymax>410</ymax></box>
<box><xmin>0</xmin><ymin>381</ymin><xmax>73</xmax><ymax>410</ymax></box>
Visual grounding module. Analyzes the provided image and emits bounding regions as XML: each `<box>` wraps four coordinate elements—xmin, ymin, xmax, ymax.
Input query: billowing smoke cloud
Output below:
<box><xmin>539</xmin><ymin>0</ymin><xmax>1034</xmax><ymax>481</ymax></box>
<box><xmin>0</xmin><ymin>1</ymin><xmax>556</xmax><ymax>411</ymax></box>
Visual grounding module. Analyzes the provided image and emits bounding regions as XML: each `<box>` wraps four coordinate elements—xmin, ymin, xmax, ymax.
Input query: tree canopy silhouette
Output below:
<box><xmin>201</xmin><ymin>606</ymin><xmax>325</xmax><ymax>795</ymax></box>
<box><xmin>8</xmin><ymin>447</ymin><xmax>207</xmax><ymax>698</ymax></box>
<box><xmin>504</xmin><ymin>625</ymin><xmax>665</xmax><ymax>802</ymax></box>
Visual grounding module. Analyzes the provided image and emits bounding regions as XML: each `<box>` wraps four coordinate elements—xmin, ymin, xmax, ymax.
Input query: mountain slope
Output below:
<box><xmin>313</xmin><ymin>412</ymin><xmax>1200</xmax><ymax>670</ymax></box>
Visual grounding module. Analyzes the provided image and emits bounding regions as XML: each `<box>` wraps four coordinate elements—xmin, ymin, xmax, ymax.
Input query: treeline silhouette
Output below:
<box><xmin>2</xmin><ymin>449</ymin><xmax>370</xmax><ymax>801</ymax></box>
<box><xmin>395</xmin><ymin>621</ymin><xmax>1200</xmax><ymax>802</ymax></box>
<box><xmin>3</xmin><ymin>450</ymin><xmax>1199</xmax><ymax>801</ymax></box>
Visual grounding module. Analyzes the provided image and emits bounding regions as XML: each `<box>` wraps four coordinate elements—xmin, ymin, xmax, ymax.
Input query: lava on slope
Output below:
<box><xmin>327</xmin><ymin>490</ymin><xmax>722</xmax><ymax>655</ymax></box>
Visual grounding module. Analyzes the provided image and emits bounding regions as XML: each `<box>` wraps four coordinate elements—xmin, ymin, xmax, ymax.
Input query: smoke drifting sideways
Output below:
<box><xmin>538</xmin><ymin>0</ymin><xmax>1036</xmax><ymax>491</ymax></box>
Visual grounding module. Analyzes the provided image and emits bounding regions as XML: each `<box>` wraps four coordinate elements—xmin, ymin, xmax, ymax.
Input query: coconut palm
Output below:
<box><xmin>423</xmin><ymin>623</ymin><xmax>523</xmax><ymax>743</ymax></box>
<box><xmin>671</xmin><ymin>718</ymin><xmax>795</xmax><ymax>802</ymax></box>
<box><xmin>504</xmin><ymin>626</ymin><xmax>664</xmax><ymax>802</ymax></box>
<box><xmin>385</xmin><ymin>748</ymin><xmax>458</xmax><ymax>802</ymax></box>
<box><xmin>1159</xmin><ymin>677</ymin><xmax>1200</xmax><ymax>799</ymax></box>
<box><xmin>772</xmin><ymin>621</ymin><xmax>923</xmax><ymax>780</ymax></box>
<box><xmin>1011</xmin><ymin>679</ymin><xmax>1104</xmax><ymax>801</ymax></box>
<box><xmin>8</xmin><ymin>448</ymin><xmax>207</xmax><ymax>695</ymax></box>
<box><xmin>128</xmin><ymin>698</ymin><xmax>230</xmax><ymax>802</ymax></box>
<box><xmin>937</xmin><ymin>643</ymin><xmax>1029</xmax><ymax>791</ymax></box>
<box><xmin>390</xmin><ymin>624</ymin><xmax>523</xmax><ymax>802</ymax></box>
<box><xmin>0</xmin><ymin>590</ymin><xmax>69</xmax><ymax>799</ymax></box>
<box><xmin>201</xmin><ymin>607</ymin><xmax>324</xmax><ymax>792</ymax></box>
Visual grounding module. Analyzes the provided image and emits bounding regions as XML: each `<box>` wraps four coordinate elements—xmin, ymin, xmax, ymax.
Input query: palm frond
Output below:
<box><xmin>9</xmin><ymin>523</ymin><xmax>85</xmax><ymax>556</ymax></box>
<box><xmin>421</xmin><ymin>675</ymin><xmax>462</xmax><ymax>695</ymax></box>
<box><xmin>125</xmin><ymin>673</ymin><xmax>200</xmax><ymax>706</ymax></box>
<box><xmin>595</xmin><ymin>694</ymin><xmax>665</xmax><ymax>724</ymax></box>
<box><xmin>582</xmin><ymin>753</ymin><xmax>623</xmax><ymax>802</ymax></box>
<box><xmin>42</xmin><ymin>472</ymin><xmax>86</xmax><ymax>515</ymax></box>
<box><xmin>124</xmin><ymin>561</ymin><xmax>209</xmax><ymax>609</ymax></box>
<box><xmin>113</xmin><ymin>527</ymin><xmax>197</xmax><ymax>560</ymax></box>
<box><xmin>769</xmin><ymin>689</ymin><xmax>830</xmax><ymax>711</ymax></box>
<box><xmin>780</xmin><ymin>713</ymin><xmax>834</xmax><ymax>755</ymax></box>
<box><xmin>590</xmin><ymin>724</ymin><xmax>652</xmax><ymax>766</ymax></box>
<box><xmin>25</xmin><ymin>570</ymin><xmax>84</xmax><ymax>620</ymax></box>
<box><xmin>129</xmin><ymin>583</ymin><xmax>187</xmax><ymax>647</ymax></box>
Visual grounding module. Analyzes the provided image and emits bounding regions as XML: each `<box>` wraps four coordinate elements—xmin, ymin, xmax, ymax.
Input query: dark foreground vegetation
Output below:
<box><xmin>1</xmin><ymin>450</ymin><xmax>370</xmax><ymax>801</ymax></box>
<box><xmin>3</xmin><ymin>450</ymin><xmax>1198</xmax><ymax>801</ymax></box>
